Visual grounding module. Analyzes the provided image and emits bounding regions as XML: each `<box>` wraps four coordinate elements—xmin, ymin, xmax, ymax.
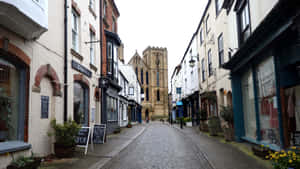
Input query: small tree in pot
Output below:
<box><xmin>220</xmin><ymin>105</ymin><xmax>234</xmax><ymax>141</ymax></box>
<box><xmin>208</xmin><ymin>116</ymin><xmax>221</xmax><ymax>136</ymax></box>
<box><xmin>49</xmin><ymin>119</ymin><xmax>81</xmax><ymax>158</ymax></box>
<box><xmin>199</xmin><ymin>109</ymin><xmax>208</xmax><ymax>132</ymax></box>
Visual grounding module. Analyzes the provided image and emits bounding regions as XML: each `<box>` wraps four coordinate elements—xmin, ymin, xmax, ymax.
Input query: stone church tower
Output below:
<box><xmin>128</xmin><ymin>47</ymin><xmax>168</xmax><ymax>120</ymax></box>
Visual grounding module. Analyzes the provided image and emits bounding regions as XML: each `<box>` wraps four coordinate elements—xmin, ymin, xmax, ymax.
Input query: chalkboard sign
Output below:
<box><xmin>93</xmin><ymin>124</ymin><xmax>106</xmax><ymax>144</ymax></box>
<box><xmin>75</xmin><ymin>127</ymin><xmax>91</xmax><ymax>155</ymax></box>
<box><xmin>293</xmin><ymin>131</ymin><xmax>300</xmax><ymax>146</ymax></box>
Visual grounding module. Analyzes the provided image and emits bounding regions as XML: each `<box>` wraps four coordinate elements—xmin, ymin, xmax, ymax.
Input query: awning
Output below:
<box><xmin>176</xmin><ymin>101</ymin><xmax>183</xmax><ymax>106</ymax></box>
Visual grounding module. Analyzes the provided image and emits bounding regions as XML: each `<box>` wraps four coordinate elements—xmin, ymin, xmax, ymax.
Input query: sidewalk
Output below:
<box><xmin>39</xmin><ymin>124</ymin><xmax>146</xmax><ymax>169</ymax></box>
<box><xmin>171</xmin><ymin>124</ymin><xmax>272</xmax><ymax>169</ymax></box>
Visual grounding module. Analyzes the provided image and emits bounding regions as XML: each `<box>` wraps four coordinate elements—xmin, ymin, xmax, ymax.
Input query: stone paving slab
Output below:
<box><xmin>172</xmin><ymin>124</ymin><xmax>271</xmax><ymax>169</ymax></box>
<box><xmin>39</xmin><ymin>124</ymin><xmax>146</xmax><ymax>169</ymax></box>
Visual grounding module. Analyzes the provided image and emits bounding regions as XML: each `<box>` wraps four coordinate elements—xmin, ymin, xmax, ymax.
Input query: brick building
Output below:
<box><xmin>129</xmin><ymin>47</ymin><xmax>168</xmax><ymax>120</ymax></box>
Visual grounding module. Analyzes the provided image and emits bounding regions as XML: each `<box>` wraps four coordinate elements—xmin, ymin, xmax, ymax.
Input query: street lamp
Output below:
<box><xmin>189</xmin><ymin>53</ymin><xmax>199</xmax><ymax>68</ymax></box>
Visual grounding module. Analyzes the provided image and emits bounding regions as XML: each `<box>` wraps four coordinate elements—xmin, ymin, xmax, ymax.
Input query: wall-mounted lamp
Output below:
<box><xmin>189</xmin><ymin>54</ymin><xmax>199</xmax><ymax>68</ymax></box>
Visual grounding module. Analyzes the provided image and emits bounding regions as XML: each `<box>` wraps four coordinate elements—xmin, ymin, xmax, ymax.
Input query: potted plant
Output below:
<box><xmin>0</xmin><ymin>88</ymin><xmax>13</xmax><ymax>142</ymax></box>
<box><xmin>220</xmin><ymin>105</ymin><xmax>234</xmax><ymax>141</ymax></box>
<box><xmin>48</xmin><ymin>119</ymin><xmax>81</xmax><ymax>158</ymax></box>
<box><xmin>185</xmin><ymin>117</ymin><xmax>192</xmax><ymax>127</ymax></box>
<box><xmin>127</xmin><ymin>121</ymin><xmax>132</xmax><ymax>128</ymax></box>
<box><xmin>208</xmin><ymin>116</ymin><xmax>221</xmax><ymax>136</ymax></box>
<box><xmin>7</xmin><ymin>155</ymin><xmax>41</xmax><ymax>169</ymax></box>
<box><xmin>199</xmin><ymin>109</ymin><xmax>208</xmax><ymax>132</ymax></box>
<box><xmin>265</xmin><ymin>147</ymin><xmax>300</xmax><ymax>169</ymax></box>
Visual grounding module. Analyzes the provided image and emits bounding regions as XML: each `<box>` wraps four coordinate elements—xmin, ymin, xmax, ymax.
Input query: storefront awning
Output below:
<box><xmin>176</xmin><ymin>101</ymin><xmax>183</xmax><ymax>106</ymax></box>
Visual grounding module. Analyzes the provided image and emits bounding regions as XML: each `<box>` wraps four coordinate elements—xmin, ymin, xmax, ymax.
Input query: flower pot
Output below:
<box><xmin>223</xmin><ymin>128</ymin><xmax>234</xmax><ymax>141</ymax></box>
<box><xmin>127</xmin><ymin>124</ymin><xmax>132</xmax><ymax>128</ymax></box>
<box><xmin>54</xmin><ymin>143</ymin><xmax>75</xmax><ymax>158</ymax></box>
<box><xmin>186</xmin><ymin>122</ymin><xmax>192</xmax><ymax>127</ymax></box>
<box><xmin>199</xmin><ymin>122</ymin><xmax>208</xmax><ymax>132</ymax></box>
<box><xmin>251</xmin><ymin>146</ymin><xmax>269</xmax><ymax>159</ymax></box>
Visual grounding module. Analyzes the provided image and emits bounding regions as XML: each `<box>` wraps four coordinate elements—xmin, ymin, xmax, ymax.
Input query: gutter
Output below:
<box><xmin>64</xmin><ymin>0</ymin><xmax>68</xmax><ymax>122</ymax></box>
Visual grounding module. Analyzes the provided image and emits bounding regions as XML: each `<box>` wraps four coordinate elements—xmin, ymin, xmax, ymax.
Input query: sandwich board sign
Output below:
<box><xmin>93</xmin><ymin>124</ymin><xmax>106</xmax><ymax>144</ymax></box>
<box><xmin>75</xmin><ymin>127</ymin><xmax>91</xmax><ymax>155</ymax></box>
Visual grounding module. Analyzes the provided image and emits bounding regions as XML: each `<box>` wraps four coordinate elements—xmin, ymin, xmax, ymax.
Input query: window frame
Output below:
<box><xmin>107</xmin><ymin>41</ymin><xmax>113</xmax><ymax>76</ymax></box>
<box><xmin>157</xmin><ymin>90</ymin><xmax>160</xmax><ymax>102</ymax></box>
<box><xmin>90</xmin><ymin>30</ymin><xmax>95</xmax><ymax>65</ymax></box>
<box><xmin>201</xmin><ymin>59</ymin><xmax>206</xmax><ymax>82</ymax></box>
<box><xmin>218</xmin><ymin>33</ymin><xmax>224</xmax><ymax>66</ymax></box>
<box><xmin>146</xmin><ymin>71</ymin><xmax>149</xmax><ymax>85</ymax></box>
<box><xmin>215</xmin><ymin>0</ymin><xmax>223</xmax><ymax>16</ymax></box>
<box><xmin>206</xmin><ymin>14</ymin><xmax>210</xmax><ymax>34</ymax></box>
<box><xmin>141</xmin><ymin>69</ymin><xmax>144</xmax><ymax>84</ymax></box>
<box><xmin>208</xmin><ymin>49</ymin><xmax>213</xmax><ymax>77</ymax></box>
<box><xmin>146</xmin><ymin>88</ymin><xmax>149</xmax><ymax>101</ymax></box>
<box><xmin>199</xmin><ymin>29</ymin><xmax>203</xmax><ymax>45</ymax></box>
<box><xmin>72</xmin><ymin>9</ymin><xmax>80</xmax><ymax>52</ymax></box>
<box><xmin>156</xmin><ymin>71</ymin><xmax>159</xmax><ymax>87</ymax></box>
<box><xmin>129</xmin><ymin>87</ymin><xmax>134</xmax><ymax>96</ymax></box>
<box><xmin>237</xmin><ymin>0</ymin><xmax>251</xmax><ymax>46</ymax></box>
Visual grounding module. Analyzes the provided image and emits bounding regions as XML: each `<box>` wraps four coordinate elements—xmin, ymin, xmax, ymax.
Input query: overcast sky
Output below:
<box><xmin>115</xmin><ymin>0</ymin><xmax>208</xmax><ymax>88</ymax></box>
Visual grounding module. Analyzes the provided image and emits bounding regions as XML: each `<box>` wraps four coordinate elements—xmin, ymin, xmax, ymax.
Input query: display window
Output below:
<box><xmin>0</xmin><ymin>58</ymin><xmax>20</xmax><ymax>142</ymax></box>
<box><xmin>256</xmin><ymin>56</ymin><xmax>280</xmax><ymax>146</ymax></box>
<box><xmin>284</xmin><ymin>86</ymin><xmax>300</xmax><ymax>147</ymax></box>
<box><xmin>242</xmin><ymin>69</ymin><xmax>257</xmax><ymax>140</ymax></box>
<box><xmin>74</xmin><ymin>82</ymin><xmax>89</xmax><ymax>125</ymax></box>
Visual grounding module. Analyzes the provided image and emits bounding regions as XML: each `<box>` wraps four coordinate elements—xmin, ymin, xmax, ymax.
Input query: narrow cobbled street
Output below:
<box><xmin>102</xmin><ymin>122</ymin><xmax>213</xmax><ymax>169</ymax></box>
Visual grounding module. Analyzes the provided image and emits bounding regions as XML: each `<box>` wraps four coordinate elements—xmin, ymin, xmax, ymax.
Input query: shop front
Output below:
<box><xmin>186</xmin><ymin>91</ymin><xmax>200</xmax><ymax>126</ymax></box>
<box><xmin>223</xmin><ymin>1</ymin><xmax>300</xmax><ymax>149</ymax></box>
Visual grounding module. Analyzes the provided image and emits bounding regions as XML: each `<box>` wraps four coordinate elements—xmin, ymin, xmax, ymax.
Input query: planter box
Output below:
<box><xmin>186</xmin><ymin>122</ymin><xmax>192</xmax><ymax>127</ymax></box>
<box><xmin>223</xmin><ymin>128</ymin><xmax>234</xmax><ymax>141</ymax></box>
<box><xmin>7</xmin><ymin>158</ymin><xmax>41</xmax><ymax>169</ymax></box>
<box><xmin>252</xmin><ymin>146</ymin><xmax>269</xmax><ymax>159</ymax></box>
<box><xmin>199</xmin><ymin>122</ymin><xmax>208</xmax><ymax>132</ymax></box>
<box><xmin>54</xmin><ymin>143</ymin><xmax>75</xmax><ymax>158</ymax></box>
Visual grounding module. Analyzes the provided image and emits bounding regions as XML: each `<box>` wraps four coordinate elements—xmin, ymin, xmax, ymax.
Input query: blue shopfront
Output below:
<box><xmin>223</xmin><ymin>1</ymin><xmax>300</xmax><ymax>149</ymax></box>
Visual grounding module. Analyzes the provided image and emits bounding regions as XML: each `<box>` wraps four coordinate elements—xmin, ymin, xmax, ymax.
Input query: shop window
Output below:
<box><xmin>256</xmin><ymin>57</ymin><xmax>280</xmax><ymax>145</ymax></box>
<box><xmin>107</xmin><ymin>96</ymin><xmax>118</xmax><ymax>121</ymax></box>
<box><xmin>0</xmin><ymin>59</ymin><xmax>22</xmax><ymax>142</ymax></box>
<box><xmin>242</xmin><ymin>69</ymin><xmax>257</xmax><ymax>140</ymax></box>
<box><xmin>73</xmin><ymin>82</ymin><xmax>88</xmax><ymax>125</ymax></box>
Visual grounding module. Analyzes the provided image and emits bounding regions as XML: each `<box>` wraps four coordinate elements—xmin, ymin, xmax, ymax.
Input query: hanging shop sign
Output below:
<box><xmin>72</xmin><ymin>60</ymin><xmax>92</xmax><ymax>78</ymax></box>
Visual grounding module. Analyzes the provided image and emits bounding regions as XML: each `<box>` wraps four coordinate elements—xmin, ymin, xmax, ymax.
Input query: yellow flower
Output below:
<box><xmin>289</xmin><ymin>159</ymin><xmax>293</xmax><ymax>163</ymax></box>
<box><xmin>261</xmin><ymin>144</ymin><xmax>264</xmax><ymax>147</ymax></box>
<box><xmin>291</xmin><ymin>146</ymin><xmax>297</xmax><ymax>150</ymax></box>
<box><xmin>265</xmin><ymin>156</ymin><xmax>269</xmax><ymax>159</ymax></box>
<box><xmin>266</xmin><ymin>145</ymin><xmax>270</xmax><ymax>148</ymax></box>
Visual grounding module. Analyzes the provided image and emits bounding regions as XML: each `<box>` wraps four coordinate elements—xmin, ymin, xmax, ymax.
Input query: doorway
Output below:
<box><xmin>73</xmin><ymin>82</ymin><xmax>89</xmax><ymax>126</ymax></box>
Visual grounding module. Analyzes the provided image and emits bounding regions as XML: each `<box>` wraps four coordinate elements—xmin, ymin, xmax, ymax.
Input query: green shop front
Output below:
<box><xmin>223</xmin><ymin>1</ymin><xmax>300</xmax><ymax>149</ymax></box>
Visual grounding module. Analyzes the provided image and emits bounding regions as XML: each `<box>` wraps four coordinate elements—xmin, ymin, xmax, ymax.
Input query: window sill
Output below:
<box><xmin>0</xmin><ymin>141</ymin><xmax>31</xmax><ymax>155</ymax></box>
<box><xmin>90</xmin><ymin>63</ymin><xmax>98</xmax><ymax>72</ymax></box>
<box><xmin>71</xmin><ymin>49</ymin><xmax>83</xmax><ymax>61</ymax></box>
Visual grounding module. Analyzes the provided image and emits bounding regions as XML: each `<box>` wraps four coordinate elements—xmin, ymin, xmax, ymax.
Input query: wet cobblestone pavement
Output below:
<box><xmin>102</xmin><ymin>123</ymin><xmax>214</xmax><ymax>169</ymax></box>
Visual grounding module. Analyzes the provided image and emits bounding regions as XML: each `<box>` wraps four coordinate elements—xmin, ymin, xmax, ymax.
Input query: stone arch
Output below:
<box><xmin>74</xmin><ymin>74</ymin><xmax>90</xmax><ymax>87</ymax></box>
<box><xmin>0</xmin><ymin>38</ymin><xmax>31</xmax><ymax>66</ymax></box>
<box><xmin>33</xmin><ymin>64</ymin><xmax>62</xmax><ymax>96</ymax></box>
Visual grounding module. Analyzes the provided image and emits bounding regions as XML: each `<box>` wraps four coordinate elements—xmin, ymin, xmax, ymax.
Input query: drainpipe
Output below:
<box><xmin>64</xmin><ymin>0</ymin><xmax>68</xmax><ymax>122</ymax></box>
<box><xmin>100</xmin><ymin>0</ymin><xmax>105</xmax><ymax>124</ymax></box>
